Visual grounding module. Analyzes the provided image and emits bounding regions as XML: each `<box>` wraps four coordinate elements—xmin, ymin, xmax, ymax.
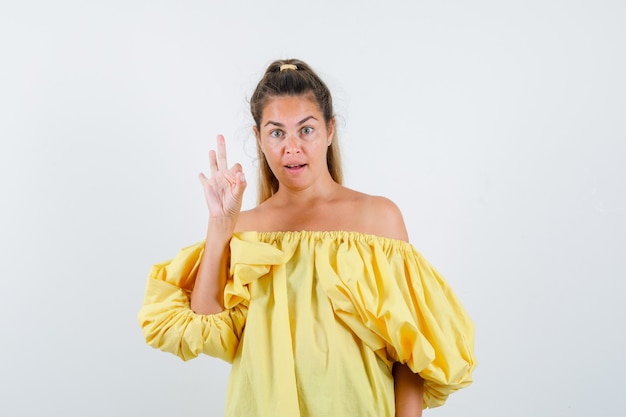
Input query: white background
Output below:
<box><xmin>1</xmin><ymin>1</ymin><xmax>625</xmax><ymax>416</ymax></box>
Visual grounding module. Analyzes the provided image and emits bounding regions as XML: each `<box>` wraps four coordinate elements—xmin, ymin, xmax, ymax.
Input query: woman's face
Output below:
<box><xmin>255</xmin><ymin>94</ymin><xmax>335</xmax><ymax>193</ymax></box>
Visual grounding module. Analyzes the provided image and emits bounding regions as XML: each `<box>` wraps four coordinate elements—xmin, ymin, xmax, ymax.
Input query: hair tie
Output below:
<box><xmin>279</xmin><ymin>64</ymin><xmax>298</xmax><ymax>71</ymax></box>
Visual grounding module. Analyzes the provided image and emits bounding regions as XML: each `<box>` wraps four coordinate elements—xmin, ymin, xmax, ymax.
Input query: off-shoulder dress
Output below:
<box><xmin>138</xmin><ymin>231</ymin><xmax>476</xmax><ymax>416</ymax></box>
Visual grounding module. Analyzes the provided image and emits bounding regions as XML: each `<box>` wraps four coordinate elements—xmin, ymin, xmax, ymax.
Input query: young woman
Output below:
<box><xmin>139</xmin><ymin>59</ymin><xmax>476</xmax><ymax>417</ymax></box>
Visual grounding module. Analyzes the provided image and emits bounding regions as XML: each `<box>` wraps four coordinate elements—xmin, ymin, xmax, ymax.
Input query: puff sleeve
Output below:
<box><xmin>315</xmin><ymin>237</ymin><xmax>476</xmax><ymax>408</ymax></box>
<box><xmin>137</xmin><ymin>241</ymin><xmax>248</xmax><ymax>363</ymax></box>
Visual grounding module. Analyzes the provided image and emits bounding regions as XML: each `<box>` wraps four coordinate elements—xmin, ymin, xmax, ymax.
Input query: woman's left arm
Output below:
<box><xmin>367</xmin><ymin>197</ymin><xmax>424</xmax><ymax>416</ymax></box>
<box><xmin>393</xmin><ymin>363</ymin><xmax>424</xmax><ymax>417</ymax></box>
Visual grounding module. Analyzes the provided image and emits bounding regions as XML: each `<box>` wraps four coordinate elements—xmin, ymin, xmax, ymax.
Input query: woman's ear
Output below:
<box><xmin>253</xmin><ymin>126</ymin><xmax>263</xmax><ymax>151</ymax></box>
<box><xmin>327</xmin><ymin>118</ymin><xmax>336</xmax><ymax>146</ymax></box>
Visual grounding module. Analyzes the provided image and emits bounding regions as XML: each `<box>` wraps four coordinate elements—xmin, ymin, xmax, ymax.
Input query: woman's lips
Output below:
<box><xmin>285</xmin><ymin>164</ymin><xmax>306</xmax><ymax>172</ymax></box>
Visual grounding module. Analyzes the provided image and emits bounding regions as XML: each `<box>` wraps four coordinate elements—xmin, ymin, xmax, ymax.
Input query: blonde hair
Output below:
<box><xmin>250</xmin><ymin>59</ymin><xmax>343</xmax><ymax>204</ymax></box>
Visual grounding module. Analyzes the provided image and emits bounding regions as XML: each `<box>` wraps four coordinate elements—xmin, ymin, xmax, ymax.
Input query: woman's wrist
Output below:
<box><xmin>207</xmin><ymin>216</ymin><xmax>237</xmax><ymax>238</ymax></box>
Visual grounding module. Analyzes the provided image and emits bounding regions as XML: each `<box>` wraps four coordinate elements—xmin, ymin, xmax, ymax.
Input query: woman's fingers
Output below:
<box><xmin>216</xmin><ymin>134</ymin><xmax>228</xmax><ymax>171</ymax></box>
<box><xmin>208</xmin><ymin>135</ymin><xmax>229</xmax><ymax>178</ymax></box>
<box><xmin>208</xmin><ymin>150</ymin><xmax>218</xmax><ymax>177</ymax></box>
<box><xmin>232</xmin><ymin>165</ymin><xmax>247</xmax><ymax>197</ymax></box>
<box><xmin>231</xmin><ymin>162</ymin><xmax>243</xmax><ymax>175</ymax></box>
<box><xmin>199</xmin><ymin>135</ymin><xmax>246</xmax><ymax>215</ymax></box>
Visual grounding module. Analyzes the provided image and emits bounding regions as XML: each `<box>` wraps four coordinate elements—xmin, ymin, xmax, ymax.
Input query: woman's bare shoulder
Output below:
<box><xmin>234</xmin><ymin>188</ymin><xmax>409</xmax><ymax>241</ymax></box>
<box><xmin>234</xmin><ymin>206</ymin><xmax>263</xmax><ymax>232</ymax></box>
<box><xmin>234</xmin><ymin>198</ymin><xmax>282</xmax><ymax>232</ymax></box>
<box><xmin>341</xmin><ymin>188</ymin><xmax>409</xmax><ymax>241</ymax></box>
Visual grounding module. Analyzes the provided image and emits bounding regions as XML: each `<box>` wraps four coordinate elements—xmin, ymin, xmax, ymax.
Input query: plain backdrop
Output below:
<box><xmin>1</xmin><ymin>1</ymin><xmax>625</xmax><ymax>416</ymax></box>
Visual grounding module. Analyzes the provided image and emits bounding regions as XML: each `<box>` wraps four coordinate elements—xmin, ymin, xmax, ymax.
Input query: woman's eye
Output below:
<box><xmin>301</xmin><ymin>126</ymin><xmax>313</xmax><ymax>135</ymax></box>
<box><xmin>270</xmin><ymin>130</ymin><xmax>283</xmax><ymax>138</ymax></box>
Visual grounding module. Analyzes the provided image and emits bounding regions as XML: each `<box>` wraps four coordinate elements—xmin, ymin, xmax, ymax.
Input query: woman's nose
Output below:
<box><xmin>285</xmin><ymin>135</ymin><xmax>301</xmax><ymax>154</ymax></box>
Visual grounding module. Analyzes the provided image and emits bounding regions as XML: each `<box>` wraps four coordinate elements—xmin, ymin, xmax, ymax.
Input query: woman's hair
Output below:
<box><xmin>250</xmin><ymin>59</ymin><xmax>343</xmax><ymax>204</ymax></box>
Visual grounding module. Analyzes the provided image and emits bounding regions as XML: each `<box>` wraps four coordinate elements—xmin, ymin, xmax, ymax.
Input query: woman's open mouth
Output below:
<box><xmin>285</xmin><ymin>164</ymin><xmax>306</xmax><ymax>172</ymax></box>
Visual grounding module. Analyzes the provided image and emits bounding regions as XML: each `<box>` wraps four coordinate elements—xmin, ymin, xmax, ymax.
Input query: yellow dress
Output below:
<box><xmin>138</xmin><ymin>231</ymin><xmax>476</xmax><ymax>416</ymax></box>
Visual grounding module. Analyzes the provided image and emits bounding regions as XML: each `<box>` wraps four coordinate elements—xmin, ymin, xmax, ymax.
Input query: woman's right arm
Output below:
<box><xmin>190</xmin><ymin>135</ymin><xmax>246</xmax><ymax>315</ymax></box>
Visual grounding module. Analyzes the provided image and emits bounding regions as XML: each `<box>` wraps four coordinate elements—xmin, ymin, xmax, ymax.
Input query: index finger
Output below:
<box><xmin>216</xmin><ymin>134</ymin><xmax>228</xmax><ymax>171</ymax></box>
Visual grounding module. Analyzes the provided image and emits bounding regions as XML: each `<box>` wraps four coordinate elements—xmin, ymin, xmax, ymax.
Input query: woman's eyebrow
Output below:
<box><xmin>297</xmin><ymin>116</ymin><xmax>318</xmax><ymax>125</ymax></box>
<box><xmin>264</xmin><ymin>116</ymin><xmax>318</xmax><ymax>128</ymax></box>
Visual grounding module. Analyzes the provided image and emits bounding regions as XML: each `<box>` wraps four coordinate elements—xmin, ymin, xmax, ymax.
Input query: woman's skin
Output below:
<box><xmin>190</xmin><ymin>94</ymin><xmax>424</xmax><ymax>416</ymax></box>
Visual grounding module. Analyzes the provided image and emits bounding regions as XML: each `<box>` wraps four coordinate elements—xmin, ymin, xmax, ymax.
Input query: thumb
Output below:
<box><xmin>234</xmin><ymin>172</ymin><xmax>247</xmax><ymax>196</ymax></box>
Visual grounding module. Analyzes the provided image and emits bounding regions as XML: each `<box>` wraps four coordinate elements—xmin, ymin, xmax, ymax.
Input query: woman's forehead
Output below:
<box><xmin>261</xmin><ymin>95</ymin><xmax>323</xmax><ymax>124</ymax></box>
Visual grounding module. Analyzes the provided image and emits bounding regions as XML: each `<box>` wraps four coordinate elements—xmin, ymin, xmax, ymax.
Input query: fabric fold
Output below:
<box><xmin>225</xmin><ymin>234</ymin><xmax>289</xmax><ymax>308</ymax></box>
<box><xmin>313</xmin><ymin>234</ymin><xmax>475</xmax><ymax>408</ymax></box>
<box><xmin>137</xmin><ymin>241</ymin><xmax>247</xmax><ymax>362</ymax></box>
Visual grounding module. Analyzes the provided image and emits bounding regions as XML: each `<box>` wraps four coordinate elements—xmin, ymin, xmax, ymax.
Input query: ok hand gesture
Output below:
<box><xmin>198</xmin><ymin>135</ymin><xmax>247</xmax><ymax>220</ymax></box>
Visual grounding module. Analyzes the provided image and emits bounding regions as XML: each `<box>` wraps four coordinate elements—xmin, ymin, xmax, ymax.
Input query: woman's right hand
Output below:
<box><xmin>198</xmin><ymin>135</ymin><xmax>247</xmax><ymax>220</ymax></box>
